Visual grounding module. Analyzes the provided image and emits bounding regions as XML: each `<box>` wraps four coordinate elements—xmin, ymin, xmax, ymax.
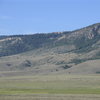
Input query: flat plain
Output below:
<box><xmin>0</xmin><ymin>74</ymin><xmax>100</xmax><ymax>100</ymax></box>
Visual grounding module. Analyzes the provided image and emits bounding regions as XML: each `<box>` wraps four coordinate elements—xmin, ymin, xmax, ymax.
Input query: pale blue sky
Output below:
<box><xmin>0</xmin><ymin>0</ymin><xmax>100</xmax><ymax>35</ymax></box>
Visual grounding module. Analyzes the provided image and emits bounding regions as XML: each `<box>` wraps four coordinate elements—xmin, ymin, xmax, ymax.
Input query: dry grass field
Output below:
<box><xmin>0</xmin><ymin>74</ymin><xmax>100</xmax><ymax>100</ymax></box>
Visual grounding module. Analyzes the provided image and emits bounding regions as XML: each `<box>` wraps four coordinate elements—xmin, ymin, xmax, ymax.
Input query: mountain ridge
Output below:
<box><xmin>0</xmin><ymin>23</ymin><xmax>100</xmax><ymax>75</ymax></box>
<box><xmin>0</xmin><ymin>23</ymin><xmax>100</xmax><ymax>57</ymax></box>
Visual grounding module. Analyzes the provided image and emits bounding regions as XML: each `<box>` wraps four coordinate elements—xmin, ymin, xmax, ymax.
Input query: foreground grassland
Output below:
<box><xmin>0</xmin><ymin>74</ymin><xmax>100</xmax><ymax>100</ymax></box>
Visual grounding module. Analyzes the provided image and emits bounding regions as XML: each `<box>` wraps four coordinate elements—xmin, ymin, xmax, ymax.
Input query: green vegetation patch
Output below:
<box><xmin>0</xmin><ymin>75</ymin><xmax>100</xmax><ymax>95</ymax></box>
<box><xmin>0</xmin><ymin>88</ymin><xmax>100</xmax><ymax>95</ymax></box>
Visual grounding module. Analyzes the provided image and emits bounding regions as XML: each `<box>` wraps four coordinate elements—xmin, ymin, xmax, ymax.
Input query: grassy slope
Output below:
<box><xmin>65</xmin><ymin>59</ymin><xmax>100</xmax><ymax>74</ymax></box>
<box><xmin>0</xmin><ymin>48</ymin><xmax>100</xmax><ymax>75</ymax></box>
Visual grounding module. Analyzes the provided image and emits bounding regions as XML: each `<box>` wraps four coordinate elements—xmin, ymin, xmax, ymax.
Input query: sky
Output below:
<box><xmin>0</xmin><ymin>0</ymin><xmax>100</xmax><ymax>35</ymax></box>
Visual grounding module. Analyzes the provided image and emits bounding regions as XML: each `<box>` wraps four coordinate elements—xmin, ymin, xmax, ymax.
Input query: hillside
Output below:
<box><xmin>0</xmin><ymin>23</ymin><xmax>100</xmax><ymax>75</ymax></box>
